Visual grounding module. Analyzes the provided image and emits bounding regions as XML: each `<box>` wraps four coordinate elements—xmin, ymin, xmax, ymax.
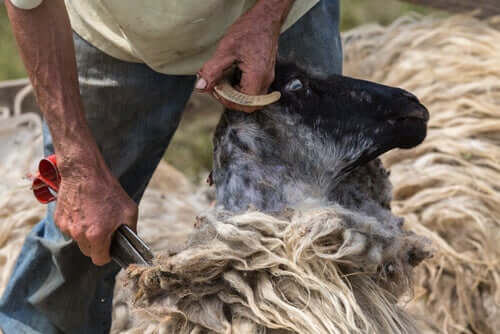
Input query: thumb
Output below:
<box><xmin>197</xmin><ymin>54</ymin><xmax>235</xmax><ymax>91</ymax></box>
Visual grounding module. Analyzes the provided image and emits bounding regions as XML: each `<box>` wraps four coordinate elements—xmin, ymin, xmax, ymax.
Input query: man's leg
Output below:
<box><xmin>278</xmin><ymin>0</ymin><xmax>342</xmax><ymax>76</ymax></box>
<box><xmin>0</xmin><ymin>33</ymin><xmax>195</xmax><ymax>334</ymax></box>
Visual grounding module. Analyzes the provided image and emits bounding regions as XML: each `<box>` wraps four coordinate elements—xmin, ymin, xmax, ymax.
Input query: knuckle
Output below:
<box><xmin>201</xmin><ymin>59</ymin><xmax>220</xmax><ymax>76</ymax></box>
<box><xmin>198</xmin><ymin>66</ymin><xmax>211</xmax><ymax>78</ymax></box>
<box><xmin>200</xmin><ymin>69</ymin><xmax>217</xmax><ymax>83</ymax></box>
<box><xmin>86</xmin><ymin>228</ymin><xmax>105</xmax><ymax>244</ymax></box>
<box><xmin>55</xmin><ymin>219</ymin><xmax>69</xmax><ymax>235</ymax></box>
<box><xmin>69</xmin><ymin>224</ymin><xmax>84</xmax><ymax>240</ymax></box>
<box><xmin>59</xmin><ymin>226</ymin><xmax>70</xmax><ymax>236</ymax></box>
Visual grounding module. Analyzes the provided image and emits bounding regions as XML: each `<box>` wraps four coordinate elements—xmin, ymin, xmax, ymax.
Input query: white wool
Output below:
<box><xmin>0</xmin><ymin>113</ymin><xmax>44</xmax><ymax>296</ymax></box>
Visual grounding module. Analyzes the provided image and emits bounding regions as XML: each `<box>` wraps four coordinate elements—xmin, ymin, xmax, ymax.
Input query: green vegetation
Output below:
<box><xmin>0</xmin><ymin>0</ymin><xmax>435</xmax><ymax>180</ymax></box>
<box><xmin>340</xmin><ymin>0</ymin><xmax>431</xmax><ymax>31</ymax></box>
<box><xmin>0</xmin><ymin>5</ymin><xmax>25</xmax><ymax>80</ymax></box>
<box><xmin>164</xmin><ymin>96</ymin><xmax>222</xmax><ymax>182</ymax></box>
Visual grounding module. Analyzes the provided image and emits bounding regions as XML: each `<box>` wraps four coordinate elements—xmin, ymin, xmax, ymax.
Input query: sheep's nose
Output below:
<box><xmin>396</xmin><ymin>90</ymin><xmax>429</xmax><ymax>122</ymax></box>
<box><xmin>401</xmin><ymin>90</ymin><xmax>419</xmax><ymax>102</ymax></box>
<box><xmin>386</xmin><ymin>96</ymin><xmax>429</xmax><ymax>123</ymax></box>
<box><xmin>405</xmin><ymin>105</ymin><xmax>429</xmax><ymax>122</ymax></box>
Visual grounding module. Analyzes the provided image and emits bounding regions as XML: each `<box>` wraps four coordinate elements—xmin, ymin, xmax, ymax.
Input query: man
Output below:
<box><xmin>0</xmin><ymin>0</ymin><xmax>342</xmax><ymax>332</ymax></box>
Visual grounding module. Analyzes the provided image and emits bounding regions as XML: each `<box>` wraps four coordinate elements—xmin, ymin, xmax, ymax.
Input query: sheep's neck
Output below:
<box><xmin>213</xmin><ymin>129</ymin><xmax>341</xmax><ymax>213</ymax></box>
<box><xmin>214</xmin><ymin>155</ymin><xmax>394</xmax><ymax>225</ymax></box>
<box><xmin>214</xmin><ymin>158</ymin><xmax>329</xmax><ymax>213</ymax></box>
<box><xmin>212</xmin><ymin>111</ymin><xmax>352</xmax><ymax>213</ymax></box>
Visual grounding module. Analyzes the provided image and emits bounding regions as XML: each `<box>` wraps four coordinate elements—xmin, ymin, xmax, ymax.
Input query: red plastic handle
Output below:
<box><xmin>32</xmin><ymin>154</ymin><xmax>60</xmax><ymax>204</ymax></box>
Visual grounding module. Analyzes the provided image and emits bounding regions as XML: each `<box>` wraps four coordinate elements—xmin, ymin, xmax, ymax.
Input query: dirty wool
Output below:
<box><xmin>0</xmin><ymin>113</ymin><xmax>45</xmax><ymax>297</ymax></box>
<box><xmin>0</xmin><ymin>13</ymin><xmax>499</xmax><ymax>334</ymax></box>
<box><xmin>344</xmin><ymin>13</ymin><xmax>500</xmax><ymax>334</ymax></box>
<box><xmin>117</xmin><ymin>202</ymin><xmax>429</xmax><ymax>334</ymax></box>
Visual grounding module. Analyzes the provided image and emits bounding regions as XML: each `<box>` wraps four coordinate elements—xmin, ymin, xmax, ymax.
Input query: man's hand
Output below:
<box><xmin>55</xmin><ymin>157</ymin><xmax>138</xmax><ymax>266</ymax></box>
<box><xmin>6</xmin><ymin>1</ymin><xmax>138</xmax><ymax>265</ymax></box>
<box><xmin>197</xmin><ymin>0</ymin><xmax>294</xmax><ymax>112</ymax></box>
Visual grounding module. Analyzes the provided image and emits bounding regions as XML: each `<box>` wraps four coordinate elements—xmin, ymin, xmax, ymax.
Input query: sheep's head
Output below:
<box><xmin>270</xmin><ymin>62</ymin><xmax>428</xmax><ymax>171</ymax></box>
<box><xmin>213</xmin><ymin>62</ymin><xmax>428</xmax><ymax>213</ymax></box>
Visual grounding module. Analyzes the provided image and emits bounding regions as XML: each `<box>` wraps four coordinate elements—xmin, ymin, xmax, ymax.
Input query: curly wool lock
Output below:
<box><xmin>124</xmin><ymin>203</ymin><xmax>429</xmax><ymax>334</ymax></box>
<box><xmin>343</xmin><ymin>13</ymin><xmax>500</xmax><ymax>334</ymax></box>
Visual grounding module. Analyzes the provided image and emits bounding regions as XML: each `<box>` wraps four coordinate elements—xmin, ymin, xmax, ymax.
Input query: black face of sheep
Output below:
<box><xmin>212</xmin><ymin>62</ymin><xmax>429</xmax><ymax>213</ymax></box>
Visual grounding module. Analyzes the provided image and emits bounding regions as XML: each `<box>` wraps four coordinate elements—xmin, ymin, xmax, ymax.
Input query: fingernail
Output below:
<box><xmin>195</xmin><ymin>77</ymin><xmax>207</xmax><ymax>90</ymax></box>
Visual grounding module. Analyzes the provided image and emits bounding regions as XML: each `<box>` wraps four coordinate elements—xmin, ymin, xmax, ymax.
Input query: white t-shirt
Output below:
<box><xmin>64</xmin><ymin>0</ymin><xmax>318</xmax><ymax>75</ymax></box>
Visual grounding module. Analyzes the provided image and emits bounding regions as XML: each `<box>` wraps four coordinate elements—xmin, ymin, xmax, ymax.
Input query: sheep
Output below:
<box><xmin>212</xmin><ymin>62</ymin><xmax>428</xmax><ymax>214</ymax></box>
<box><xmin>122</xmin><ymin>61</ymin><xmax>431</xmax><ymax>334</ymax></box>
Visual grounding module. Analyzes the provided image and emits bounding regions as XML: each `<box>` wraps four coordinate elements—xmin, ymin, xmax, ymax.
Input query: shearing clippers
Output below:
<box><xmin>31</xmin><ymin>154</ymin><xmax>153</xmax><ymax>268</ymax></box>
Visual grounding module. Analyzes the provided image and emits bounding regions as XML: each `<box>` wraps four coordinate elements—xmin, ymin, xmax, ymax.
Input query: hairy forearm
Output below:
<box><xmin>6</xmin><ymin>0</ymin><xmax>102</xmax><ymax>174</ymax></box>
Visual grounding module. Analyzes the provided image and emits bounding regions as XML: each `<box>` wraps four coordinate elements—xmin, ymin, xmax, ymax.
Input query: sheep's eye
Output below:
<box><xmin>285</xmin><ymin>78</ymin><xmax>303</xmax><ymax>92</ymax></box>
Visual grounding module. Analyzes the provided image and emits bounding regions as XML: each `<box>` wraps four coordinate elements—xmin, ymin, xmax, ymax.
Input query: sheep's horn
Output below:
<box><xmin>213</xmin><ymin>78</ymin><xmax>281</xmax><ymax>107</ymax></box>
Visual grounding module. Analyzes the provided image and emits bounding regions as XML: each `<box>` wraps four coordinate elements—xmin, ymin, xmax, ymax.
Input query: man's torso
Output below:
<box><xmin>65</xmin><ymin>0</ymin><xmax>318</xmax><ymax>75</ymax></box>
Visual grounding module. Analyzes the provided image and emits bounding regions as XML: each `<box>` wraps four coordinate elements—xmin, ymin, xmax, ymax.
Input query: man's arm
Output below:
<box><xmin>6</xmin><ymin>0</ymin><xmax>137</xmax><ymax>265</ymax></box>
<box><xmin>197</xmin><ymin>0</ymin><xmax>294</xmax><ymax>112</ymax></box>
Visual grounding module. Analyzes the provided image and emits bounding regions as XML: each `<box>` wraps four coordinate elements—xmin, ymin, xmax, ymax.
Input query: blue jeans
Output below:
<box><xmin>0</xmin><ymin>1</ymin><xmax>342</xmax><ymax>333</ymax></box>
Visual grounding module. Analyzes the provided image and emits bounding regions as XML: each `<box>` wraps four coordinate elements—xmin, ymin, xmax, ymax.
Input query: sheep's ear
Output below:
<box><xmin>285</xmin><ymin>78</ymin><xmax>304</xmax><ymax>92</ymax></box>
<box><xmin>213</xmin><ymin>79</ymin><xmax>281</xmax><ymax>107</ymax></box>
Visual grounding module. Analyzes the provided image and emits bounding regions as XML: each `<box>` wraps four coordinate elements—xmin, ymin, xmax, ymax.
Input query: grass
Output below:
<box><xmin>164</xmin><ymin>94</ymin><xmax>222</xmax><ymax>183</ymax></box>
<box><xmin>340</xmin><ymin>0</ymin><xmax>431</xmax><ymax>30</ymax></box>
<box><xmin>0</xmin><ymin>0</ymin><xmax>435</xmax><ymax>181</ymax></box>
<box><xmin>0</xmin><ymin>5</ymin><xmax>25</xmax><ymax>80</ymax></box>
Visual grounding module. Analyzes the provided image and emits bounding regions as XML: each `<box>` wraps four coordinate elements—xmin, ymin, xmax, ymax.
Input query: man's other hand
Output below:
<box><xmin>197</xmin><ymin>0</ymin><xmax>293</xmax><ymax>113</ymax></box>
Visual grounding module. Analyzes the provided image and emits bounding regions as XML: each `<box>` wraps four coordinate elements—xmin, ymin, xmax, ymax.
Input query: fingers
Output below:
<box><xmin>55</xmin><ymin>207</ymin><xmax>110</xmax><ymax>264</ymax></box>
<box><xmin>85</xmin><ymin>204</ymin><xmax>137</xmax><ymax>266</ymax></box>
<box><xmin>70</xmin><ymin>224</ymin><xmax>92</xmax><ymax>257</ymax></box>
<box><xmin>212</xmin><ymin>67</ymin><xmax>275</xmax><ymax>113</ymax></box>
<box><xmin>53</xmin><ymin>165</ymin><xmax>140</xmax><ymax>267</ymax></box>
<box><xmin>123</xmin><ymin>204</ymin><xmax>139</xmax><ymax>233</ymax></box>
<box><xmin>55</xmin><ymin>207</ymin><xmax>92</xmax><ymax>255</ymax></box>
<box><xmin>86</xmin><ymin>226</ymin><xmax>112</xmax><ymax>266</ymax></box>
<box><xmin>197</xmin><ymin>54</ymin><xmax>235</xmax><ymax>91</ymax></box>
<box><xmin>230</xmin><ymin>71</ymin><xmax>266</xmax><ymax>113</ymax></box>
<box><xmin>56</xmin><ymin>212</ymin><xmax>112</xmax><ymax>265</ymax></box>
<box><xmin>239</xmin><ymin>70</ymin><xmax>265</xmax><ymax>96</ymax></box>
<box><xmin>88</xmin><ymin>206</ymin><xmax>136</xmax><ymax>266</ymax></box>
<box><xmin>239</xmin><ymin>66</ymin><xmax>275</xmax><ymax>96</ymax></box>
